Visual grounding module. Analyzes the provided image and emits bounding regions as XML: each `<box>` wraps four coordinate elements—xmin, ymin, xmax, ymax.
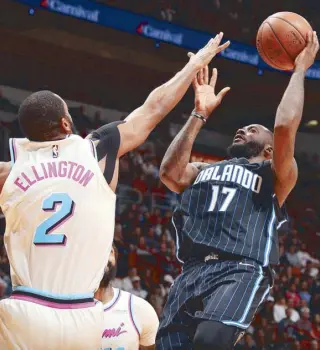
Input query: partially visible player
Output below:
<box><xmin>0</xmin><ymin>33</ymin><xmax>230</xmax><ymax>349</ymax></box>
<box><xmin>95</xmin><ymin>243</ymin><xmax>159</xmax><ymax>350</ymax></box>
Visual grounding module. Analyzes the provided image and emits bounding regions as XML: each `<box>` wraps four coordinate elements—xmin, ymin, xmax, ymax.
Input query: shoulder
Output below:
<box><xmin>130</xmin><ymin>293</ymin><xmax>158</xmax><ymax>320</ymax></box>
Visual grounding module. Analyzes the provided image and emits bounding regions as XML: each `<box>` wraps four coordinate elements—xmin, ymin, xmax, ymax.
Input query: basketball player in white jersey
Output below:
<box><xmin>95</xmin><ymin>244</ymin><xmax>159</xmax><ymax>350</ymax></box>
<box><xmin>0</xmin><ymin>34</ymin><xmax>230</xmax><ymax>350</ymax></box>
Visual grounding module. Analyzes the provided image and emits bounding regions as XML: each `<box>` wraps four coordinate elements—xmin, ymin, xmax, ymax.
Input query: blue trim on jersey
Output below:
<box><xmin>13</xmin><ymin>286</ymin><xmax>93</xmax><ymax>300</ymax></box>
<box><xmin>129</xmin><ymin>293</ymin><xmax>141</xmax><ymax>336</ymax></box>
<box><xmin>263</xmin><ymin>207</ymin><xmax>276</xmax><ymax>267</ymax></box>
<box><xmin>171</xmin><ymin>216</ymin><xmax>184</xmax><ymax>264</ymax></box>
<box><xmin>104</xmin><ymin>288</ymin><xmax>121</xmax><ymax>311</ymax></box>
<box><xmin>222</xmin><ymin>265</ymin><xmax>264</xmax><ymax>329</ymax></box>
<box><xmin>9</xmin><ymin>138</ymin><xmax>15</xmax><ymax>166</ymax></box>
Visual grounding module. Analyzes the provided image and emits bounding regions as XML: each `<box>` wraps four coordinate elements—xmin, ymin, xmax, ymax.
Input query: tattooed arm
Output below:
<box><xmin>160</xmin><ymin>66</ymin><xmax>230</xmax><ymax>193</ymax></box>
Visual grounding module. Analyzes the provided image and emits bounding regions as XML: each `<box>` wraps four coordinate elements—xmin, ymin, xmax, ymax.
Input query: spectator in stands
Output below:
<box><xmin>121</xmin><ymin>267</ymin><xmax>138</xmax><ymax>291</ymax></box>
<box><xmin>278</xmin><ymin>308</ymin><xmax>297</xmax><ymax>341</ymax></box>
<box><xmin>148</xmin><ymin>285</ymin><xmax>164</xmax><ymax>316</ymax></box>
<box><xmin>300</xmin><ymin>280</ymin><xmax>312</xmax><ymax>304</ymax></box>
<box><xmin>297</xmin><ymin>243</ymin><xmax>320</xmax><ymax>268</ymax></box>
<box><xmin>286</xmin><ymin>283</ymin><xmax>301</xmax><ymax>309</ymax></box>
<box><xmin>273</xmin><ymin>296</ymin><xmax>287</xmax><ymax>323</ymax></box>
<box><xmin>295</xmin><ymin>309</ymin><xmax>314</xmax><ymax>340</ymax></box>
<box><xmin>287</xmin><ymin>299</ymin><xmax>300</xmax><ymax>322</ymax></box>
<box><xmin>286</xmin><ymin>245</ymin><xmax>300</xmax><ymax>267</ymax></box>
<box><xmin>129</xmin><ymin>276</ymin><xmax>147</xmax><ymax>299</ymax></box>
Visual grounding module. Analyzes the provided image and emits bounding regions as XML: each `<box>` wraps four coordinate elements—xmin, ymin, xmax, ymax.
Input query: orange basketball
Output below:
<box><xmin>256</xmin><ymin>12</ymin><xmax>312</xmax><ymax>71</ymax></box>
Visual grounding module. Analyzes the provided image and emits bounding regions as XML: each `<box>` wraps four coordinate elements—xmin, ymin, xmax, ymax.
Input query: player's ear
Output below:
<box><xmin>60</xmin><ymin>116</ymin><xmax>72</xmax><ymax>134</ymax></box>
<box><xmin>264</xmin><ymin>145</ymin><xmax>273</xmax><ymax>159</ymax></box>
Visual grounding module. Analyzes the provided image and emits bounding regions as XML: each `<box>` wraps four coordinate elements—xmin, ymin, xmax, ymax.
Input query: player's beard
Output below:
<box><xmin>227</xmin><ymin>141</ymin><xmax>265</xmax><ymax>159</ymax></box>
<box><xmin>99</xmin><ymin>262</ymin><xmax>117</xmax><ymax>289</ymax></box>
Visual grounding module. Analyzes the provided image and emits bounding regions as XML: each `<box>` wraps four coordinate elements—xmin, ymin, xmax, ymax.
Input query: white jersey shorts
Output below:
<box><xmin>0</xmin><ymin>287</ymin><xmax>104</xmax><ymax>350</ymax></box>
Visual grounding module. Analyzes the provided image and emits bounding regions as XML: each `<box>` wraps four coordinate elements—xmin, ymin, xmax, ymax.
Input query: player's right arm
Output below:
<box><xmin>160</xmin><ymin>66</ymin><xmax>230</xmax><ymax>193</ymax></box>
<box><xmin>272</xmin><ymin>31</ymin><xmax>319</xmax><ymax>206</ymax></box>
<box><xmin>0</xmin><ymin>162</ymin><xmax>11</xmax><ymax>193</ymax></box>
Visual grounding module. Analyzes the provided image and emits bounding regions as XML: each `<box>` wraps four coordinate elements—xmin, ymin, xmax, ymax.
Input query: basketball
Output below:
<box><xmin>256</xmin><ymin>12</ymin><xmax>313</xmax><ymax>71</ymax></box>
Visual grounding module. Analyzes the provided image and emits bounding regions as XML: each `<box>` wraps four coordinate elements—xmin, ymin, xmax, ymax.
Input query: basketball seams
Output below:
<box><xmin>270</xmin><ymin>16</ymin><xmax>307</xmax><ymax>44</ymax></box>
<box><xmin>265</xmin><ymin>21</ymin><xmax>295</xmax><ymax>63</ymax></box>
<box><xmin>260</xmin><ymin>22</ymin><xmax>293</xmax><ymax>70</ymax></box>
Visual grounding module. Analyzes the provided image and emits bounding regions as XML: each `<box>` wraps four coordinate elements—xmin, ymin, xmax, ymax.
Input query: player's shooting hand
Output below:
<box><xmin>295</xmin><ymin>31</ymin><xmax>319</xmax><ymax>72</ymax></box>
<box><xmin>190</xmin><ymin>64</ymin><xmax>230</xmax><ymax>118</ymax></box>
<box><xmin>188</xmin><ymin>33</ymin><xmax>230</xmax><ymax>70</ymax></box>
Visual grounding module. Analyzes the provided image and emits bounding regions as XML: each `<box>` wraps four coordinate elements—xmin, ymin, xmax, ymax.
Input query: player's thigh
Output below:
<box><xmin>0</xmin><ymin>298</ymin><xmax>104</xmax><ymax>350</ymax></box>
<box><xmin>156</xmin><ymin>269</ymin><xmax>198</xmax><ymax>350</ymax></box>
<box><xmin>198</xmin><ymin>261</ymin><xmax>269</xmax><ymax>328</ymax></box>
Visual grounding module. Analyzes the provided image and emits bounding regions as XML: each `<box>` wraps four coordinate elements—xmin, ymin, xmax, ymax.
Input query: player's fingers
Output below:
<box><xmin>199</xmin><ymin>68</ymin><xmax>205</xmax><ymax>85</ymax></box>
<box><xmin>307</xmin><ymin>31</ymin><xmax>313</xmax><ymax>45</ymax></box>
<box><xmin>204</xmin><ymin>65</ymin><xmax>209</xmax><ymax>85</ymax></box>
<box><xmin>313</xmin><ymin>31</ymin><xmax>319</xmax><ymax>51</ymax></box>
<box><xmin>187</xmin><ymin>52</ymin><xmax>195</xmax><ymax>59</ymax></box>
<box><xmin>210</xmin><ymin>68</ymin><xmax>218</xmax><ymax>90</ymax></box>
<box><xmin>216</xmin><ymin>40</ymin><xmax>231</xmax><ymax>54</ymax></box>
<box><xmin>192</xmin><ymin>75</ymin><xmax>199</xmax><ymax>89</ymax></box>
<box><xmin>217</xmin><ymin>87</ymin><xmax>231</xmax><ymax>101</ymax></box>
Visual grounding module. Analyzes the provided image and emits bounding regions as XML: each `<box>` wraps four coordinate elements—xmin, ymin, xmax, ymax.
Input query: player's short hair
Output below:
<box><xmin>18</xmin><ymin>90</ymin><xmax>66</xmax><ymax>141</ymax></box>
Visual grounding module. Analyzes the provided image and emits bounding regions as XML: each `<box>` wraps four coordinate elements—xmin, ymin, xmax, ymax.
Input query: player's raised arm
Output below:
<box><xmin>272</xmin><ymin>31</ymin><xmax>319</xmax><ymax>206</ymax></box>
<box><xmin>116</xmin><ymin>33</ymin><xmax>230</xmax><ymax>157</ymax></box>
<box><xmin>160</xmin><ymin>66</ymin><xmax>230</xmax><ymax>193</ymax></box>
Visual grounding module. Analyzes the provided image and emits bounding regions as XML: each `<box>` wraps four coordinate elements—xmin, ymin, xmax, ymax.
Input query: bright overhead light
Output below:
<box><xmin>305</xmin><ymin>120</ymin><xmax>318</xmax><ymax>127</ymax></box>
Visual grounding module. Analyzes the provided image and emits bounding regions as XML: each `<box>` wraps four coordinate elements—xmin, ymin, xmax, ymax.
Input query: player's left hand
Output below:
<box><xmin>189</xmin><ymin>62</ymin><xmax>230</xmax><ymax>118</ymax></box>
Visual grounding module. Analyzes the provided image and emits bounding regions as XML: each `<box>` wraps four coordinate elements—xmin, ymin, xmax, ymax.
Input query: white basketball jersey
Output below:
<box><xmin>102</xmin><ymin>288</ymin><xmax>159</xmax><ymax>350</ymax></box>
<box><xmin>0</xmin><ymin>135</ymin><xmax>115</xmax><ymax>295</ymax></box>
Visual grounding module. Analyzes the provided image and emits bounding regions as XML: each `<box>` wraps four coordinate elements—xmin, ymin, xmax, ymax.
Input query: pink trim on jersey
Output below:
<box><xmin>10</xmin><ymin>295</ymin><xmax>95</xmax><ymax>309</ymax></box>
<box><xmin>104</xmin><ymin>289</ymin><xmax>121</xmax><ymax>312</ymax></box>
<box><xmin>129</xmin><ymin>294</ymin><xmax>140</xmax><ymax>337</ymax></box>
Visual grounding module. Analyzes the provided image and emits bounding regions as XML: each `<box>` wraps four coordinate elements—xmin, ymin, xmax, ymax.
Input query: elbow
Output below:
<box><xmin>159</xmin><ymin>166</ymin><xmax>170</xmax><ymax>182</ymax></box>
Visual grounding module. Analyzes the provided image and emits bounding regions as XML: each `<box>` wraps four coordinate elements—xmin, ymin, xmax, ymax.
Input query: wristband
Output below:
<box><xmin>191</xmin><ymin>111</ymin><xmax>207</xmax><ymax>124</ymax></box>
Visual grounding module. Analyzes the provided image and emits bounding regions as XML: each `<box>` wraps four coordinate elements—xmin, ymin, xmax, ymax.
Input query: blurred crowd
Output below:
<box><xmin>1</xmin><ymin>99</ymin><xmax>320</xmax><ymax>349</ymax></box>
<box><xmin>98</xmin><ymin>0</ymin><xmax>319</xmax><ymax>45</ymax></box>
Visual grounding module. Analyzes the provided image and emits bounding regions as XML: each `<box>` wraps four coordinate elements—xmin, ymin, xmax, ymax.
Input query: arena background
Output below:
<box><xmin>0</xmin><ymin>1</ymin><xmax>320</xmax><ymax>349</ymax></box>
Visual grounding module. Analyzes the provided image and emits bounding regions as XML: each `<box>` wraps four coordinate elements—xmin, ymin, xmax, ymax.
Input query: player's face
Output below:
<box><xmin>227</xmin><ymin>124</ymin><xmax>272</xmax><ymax>159</ymax></box>
<box><xmin>99</xmin><ymin>247</ymin><xmax>117</xmax><ymax>289</ymax></box>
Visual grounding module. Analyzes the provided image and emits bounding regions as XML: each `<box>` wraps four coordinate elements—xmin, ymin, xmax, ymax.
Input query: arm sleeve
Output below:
<box><xmin>131</xmin><ymin>295</ymin><xmax>159</xmax><ymax>346</ymax></box>
<box><xmin>90</xmin><ymin>121</ymin><xmax>125</xmax><ymax>184</ymax></box>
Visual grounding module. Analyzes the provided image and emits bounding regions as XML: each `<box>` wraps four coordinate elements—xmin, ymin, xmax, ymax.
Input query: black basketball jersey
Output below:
<box><xmin>172</xmin><ymin>158</ymin><xmax>288</xmax><ymax>266</ymax></box>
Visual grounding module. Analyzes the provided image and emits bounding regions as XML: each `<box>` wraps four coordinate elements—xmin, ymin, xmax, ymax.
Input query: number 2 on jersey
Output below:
<box><xmin>33</xmin><ymin>193</ymin><xmax>75</xmax><ymax>245</ymax></box>
<box><xmin>208</xmin><ymin>185</ymin><xmax>237</xmax><ymax>212</ymax></box>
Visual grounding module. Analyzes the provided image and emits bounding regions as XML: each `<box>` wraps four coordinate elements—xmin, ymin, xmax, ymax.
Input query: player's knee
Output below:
<box><xmin>193</xmin><ymin>321</ymin><xmax>239</xmax><ymax>350</ymax></box>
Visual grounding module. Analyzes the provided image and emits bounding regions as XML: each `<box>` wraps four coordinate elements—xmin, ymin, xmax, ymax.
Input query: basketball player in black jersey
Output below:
<box><xmin>156</xmin><ymin>31</ymin><xmax>319</xmax><ymax>350</ymax></box>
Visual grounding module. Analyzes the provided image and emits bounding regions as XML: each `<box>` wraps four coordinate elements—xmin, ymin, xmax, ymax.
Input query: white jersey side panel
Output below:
<box><xmin>0</xmin><ymin>135</ymin><xmax>115</xmax><ymax>295</ymax></box>
<box><xmin>102</xmin><ymin>288</ymin><xmax>159</xmax><ymax>350</ymax></box>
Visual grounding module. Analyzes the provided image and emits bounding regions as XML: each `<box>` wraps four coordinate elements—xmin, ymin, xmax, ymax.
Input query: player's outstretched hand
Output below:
<box><xmin>191</xmin><ymin>65</ymin><xmax>230</xmax><ymax>118</ymax></box>
<box><xmin>295</xmin><ymin>31</ymin><xmax>319</xmax><ymax>72</ymax></box>
<box><xmin>188</xmin><ymin>33</ymin><xmax>230</xmax><ymax>70</ymax></box>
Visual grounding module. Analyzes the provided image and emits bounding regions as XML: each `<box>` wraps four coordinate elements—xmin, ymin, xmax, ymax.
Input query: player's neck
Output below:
<box><xmin>248</xmin><ymin>155</ymin><xmax>266</xmax><ymax>164</ymax></box>
<box><xmin>95</xmin><ymin>285</ymin><xmax>114</xmax><ymax>304</ymax></box>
